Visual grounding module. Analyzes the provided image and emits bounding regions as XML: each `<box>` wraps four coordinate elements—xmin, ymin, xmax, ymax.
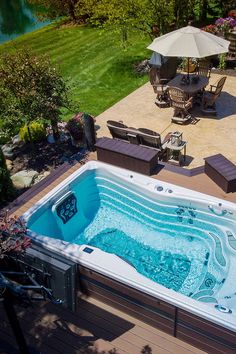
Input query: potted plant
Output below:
<box><xmin>181</xmin><ymin>58</ymin><xmax>197</xmax><ymax>73</ymax></box>
<box><xmin>202</xmin><ymin>24</ymin><xmax>217</xmax><ymax>35</ymax></box>
<box><xmin>65</xmin><ymin>113</ymin><xmax>84</xmax><ymax>146</ymax></box>
<box><xmin>215</xmin><ymin>17</ymin><xmax>236</xmax><ymax>37</ymax></box>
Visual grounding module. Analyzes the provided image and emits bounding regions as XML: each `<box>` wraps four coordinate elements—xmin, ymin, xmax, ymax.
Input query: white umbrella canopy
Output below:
<box><xmin>147</xmin><ymin>25</ymin><xmax>230</xmax><ymax>58</ymax></box>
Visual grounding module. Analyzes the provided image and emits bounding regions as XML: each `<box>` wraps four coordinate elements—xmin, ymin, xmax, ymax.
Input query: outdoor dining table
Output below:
<box><xmin>167</xmin><ymin>74</ymin><xmax>209</xmax><ymax>97</ymax></box>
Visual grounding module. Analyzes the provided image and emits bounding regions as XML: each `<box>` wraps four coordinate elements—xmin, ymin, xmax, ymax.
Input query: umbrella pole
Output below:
<box><xmin>187</xmin><ymin>58</ymin><xmax>190</xmax><ymax>80</ymax></box>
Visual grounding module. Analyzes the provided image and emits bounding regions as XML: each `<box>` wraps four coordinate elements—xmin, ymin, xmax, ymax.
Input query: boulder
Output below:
<box><xmin>5</xmin><ymin>159</ymin><xmax>13</xmax><ymax>171</ymax></box>
<box><xmin>33</xmin><ymin>171</ymin><xmax>50</xmax><ymax>184</ymax></box>
<box><xmin>134</xmin><ymin>59</ymin><xmax>150</xmax><ymax>74</ymax></box>
<box><xmin>12</xmin><ymin>134</ymin><xmax>22</xmax><ymax>146</ymax></box>
<box><xmin>2</xmin><ymin>144</ymin><xmax>15</xmax><ymax>160</ymax></box>
<box><xmin>11</xmin><ymin>170</ymin><xmax>39</xmax><ymax>189</ymax></box>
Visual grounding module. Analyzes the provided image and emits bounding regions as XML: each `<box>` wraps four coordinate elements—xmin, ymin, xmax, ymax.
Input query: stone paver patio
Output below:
<box><xmin>95</xmin><ymin>73</ymin><xmax>236</xmax><ymax>169</ymax></box>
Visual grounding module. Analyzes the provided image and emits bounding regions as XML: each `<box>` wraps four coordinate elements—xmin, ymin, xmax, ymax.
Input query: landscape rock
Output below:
<box><xmin>33</xmin><ymin>170</ymin><xmax>50</xmax><ymax>184</ymax></box>
<box><xmin>11</xmin><ymin>170</ymin><xmax>39</xmax><ymax>189</ymax></box>
<box><xmin>134</xmin><ymin>59</ymin><xmax>150</xmax><ymax>74</ymax></box>
<box><xmin>2</xmin><ymin>144</ymin><xmax>15</xmax><ymax>160</ymax></box>
<box><xmin>5</xmin><ymin>159</ymin><xmax>13</xmax><ymax>170</ymax></box>
<box><xmin>12</xmin><ymin>134</ymin><xmax>22</xmax><ymax>146</ymax></box>
<box><xmin>59</xmin><ymin>155</ymin><xmax>69</xmax><ymax>163</ymax></box>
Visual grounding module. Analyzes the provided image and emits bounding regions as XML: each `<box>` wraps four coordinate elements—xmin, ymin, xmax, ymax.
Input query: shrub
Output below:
<box><xmin>218</xmin><ymin>53</ymin><xmax>226</xmax><ymax>70</ymax></box>
<box><xmin>0</xmin><ymin>213</ymin><xmax>31</xmax><ymax>259</ymax></box>
<box><xmin>215</xmin><ymin>17</ymin><xmax>236</xmax><ymax>36</ymax></box>
<box><xmin>0</xmin><ymin>147</ymin><xmax>15</xmax><ymax>203</ymax></box>
<box><xmin>202</xmin><ymin>24</ymin><xmax>217</xmax><ymax>34</ymax></box>
<box><xmin>19</xmin><ymin>121</ymin><xmax>46</xmax><ymax>143</ymax></box>
<box><xmin>66</xmin><ymin>113</ymin><xmax>84</xmax><ymax>140</ymax></box>
<box><xmin>228</xmin><ymin>10</ymin><xmax>236</xmax><ymax>18</ymax></box>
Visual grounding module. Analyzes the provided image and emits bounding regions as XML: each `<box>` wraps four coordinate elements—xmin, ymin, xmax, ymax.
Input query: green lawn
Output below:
<box><xmin>0</xmin><ymin>23</ymin><xmax>151</xmax><ymax>119</ymax></box>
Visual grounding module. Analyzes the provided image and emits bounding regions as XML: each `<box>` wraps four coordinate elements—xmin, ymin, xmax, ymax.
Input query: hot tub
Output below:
<box><xmin>23</xmin><ymin>161</ymin><xmax>236</xmax><ymax>353</ymax></box>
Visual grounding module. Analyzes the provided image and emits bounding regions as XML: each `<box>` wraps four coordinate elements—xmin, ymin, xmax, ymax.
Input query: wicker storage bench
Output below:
<box><xmin>95</xmin><ymin>137</ymin><xmax>159</xmax><ymax>175</ymax></box>
<box><xmin>205</xmin><ymin>154</ymin><xmax>236</xmax><ymax>193</ymax></box>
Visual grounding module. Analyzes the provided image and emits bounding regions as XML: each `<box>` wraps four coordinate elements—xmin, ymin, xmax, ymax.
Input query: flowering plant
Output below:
<box><xmin>66</xmin><ymin>112</ymin><xmax>84</xmax><ymax>141</ymax></box>
<box><xmin>0</xmin><ymin>213</ymin><xmax>31</xmax><ymax>259</ymax></box>
<box><xmin>228</xmin><ymin>10</ymin><xmax>236</xmax><ymax>18</ymax></box>
<box><xmin>215</xmin><ymin>17</ymin><xmax>236</xmax><ymax>36</ymax></box>
<box><xmin>202</xmin><ymin>24</ymin><xmax>217</xmax><ymax>34</ymax></box>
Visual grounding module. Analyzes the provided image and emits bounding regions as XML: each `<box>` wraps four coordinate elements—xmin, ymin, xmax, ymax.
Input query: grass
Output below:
<box><xmin>0</xmin><ymin>22</ymin><xmax>151</xmax><ymax>119</ymax></box>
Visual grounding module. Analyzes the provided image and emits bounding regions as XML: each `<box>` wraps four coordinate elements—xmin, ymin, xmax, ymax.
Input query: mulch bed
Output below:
<box><xmin>1</xmin><ymin>139</ymin><xmax>87</xmax><ymax>209</ymax></box>
<box><xmin>10</xmin><ymin>139</ymin><xmax>82</xmax><ymax>176</ymax></box>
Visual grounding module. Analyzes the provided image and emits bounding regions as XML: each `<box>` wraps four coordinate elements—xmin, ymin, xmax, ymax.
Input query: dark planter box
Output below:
<box><xmin>205</xmin><ymin>154</ymin><xmax>236</xmax><ymax>193</ymax></box>
<box><xmin>95</xmin><ymin>137</ymin><xmax>159</xmax><ymax>175</ymax></box>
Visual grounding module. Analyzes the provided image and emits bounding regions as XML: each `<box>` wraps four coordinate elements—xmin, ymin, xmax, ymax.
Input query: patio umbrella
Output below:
<box><xmin>147</xmin><ymin>25</ymin><xmax>230</xmax><ymax>77</ymax></box>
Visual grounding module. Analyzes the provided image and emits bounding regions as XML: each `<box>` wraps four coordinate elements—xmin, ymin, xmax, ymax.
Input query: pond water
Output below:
<box><xmin>0</xmin><ymin>0</ymin><xmax>50</xmax><ymax>44</ymax></box>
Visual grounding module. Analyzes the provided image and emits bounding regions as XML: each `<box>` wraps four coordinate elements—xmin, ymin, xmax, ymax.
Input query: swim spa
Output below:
<box><xmin>23</xmin><ymin>161</ymin><xmax>236</xmax><ymax>353</ymax></box>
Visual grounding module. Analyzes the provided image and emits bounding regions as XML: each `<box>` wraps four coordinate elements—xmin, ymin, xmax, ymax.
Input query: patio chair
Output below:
<box><xmin>137</xmin><ymin>128</ymin><xmax>172</xmax><ymax>160</ymax></box>
<box><xmin>198</xmin><ymin>58</ymin><xmax>212</xmax><ymax>78</ymax></box>
<box><xmin>107</xmin><ymin>120</ymin><xmax>129</xmax><ymax>141</ymax></box>
<box><xmin>154</xmin><ymin>79</ymin><xmax>170</xmax><ymax>108</ymax></box>
<box><xmin>149</xmin><ymin>57</ymin><xmax>178</xmax><ymax>108</ymax></box>
<box><xmin>168</xmin><ymin>87</ymin><xmax>193</xmax><ymax>124</ymax></box>
<box><xmin>198</xmin><ymin>66</ymin><xmax>210</xmax><ymax>78</ymax></box>
<box><xmin>201</xmin><ymin>76</ymin><xmax>227</xmax><ymax>115</ymax></box>
<box><xmin>149</xmin><ymin>67</ymin><xmax>169</xmax><ymax>101</ymax></box>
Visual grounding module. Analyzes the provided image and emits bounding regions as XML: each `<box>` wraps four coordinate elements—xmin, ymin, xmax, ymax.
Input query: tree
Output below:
<box><xmin>194</xmin><ymin>0</ymin><xmax>235</xmax><ymax>23</ymax></box>
<box><xmin>172</xmin><ymin>0</ymin><xmax>195</xmax><ymax>28</ymax></box>
<box><xmin>0</xmin><ymin>49</ymin><xmax>73</xmax><ymax>140</ymax></box>
<box><xmin>0</xmin><ymin>0</ymin><xmax>34</xmax><ymax>36</ymax></box>
<box><xmin>28</xmin><ymin>0</ymin><xmax>79</xmax><ymax>22</ymax></box>
<box><xmin>76</xmin><ymin>0</ymin><xmax>175</xmax><ymax>42</ymax></box>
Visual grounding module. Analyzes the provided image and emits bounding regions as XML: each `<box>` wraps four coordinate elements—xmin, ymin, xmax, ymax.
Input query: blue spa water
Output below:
<box><xmin>29</xmin><ymin>171</ymin><xmax>230</xmax><ymax>299</ymax></box>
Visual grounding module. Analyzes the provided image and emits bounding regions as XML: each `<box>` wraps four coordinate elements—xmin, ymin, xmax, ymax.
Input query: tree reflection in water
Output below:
<box><xmin>0</xmin><ymin>0</ymin><xmax>49</xmax><ymax>43</ymax></box>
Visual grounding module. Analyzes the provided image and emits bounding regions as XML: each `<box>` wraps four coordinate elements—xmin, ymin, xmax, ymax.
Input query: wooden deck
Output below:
<box><xmin>0</xmin><ymin>296</ymin><xmax>206</xmax><ymax>354</ymax></box>
<box><xmin>3</xmin><ymin>152</ymin><xmax>236</xmax><ymax>353</ymax></box>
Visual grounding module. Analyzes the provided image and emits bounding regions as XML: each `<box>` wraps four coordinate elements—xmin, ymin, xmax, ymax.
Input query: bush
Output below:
<box><xmin>218</xmin><ymin>53</ymin><xmax>226</xmax><ymax>70</ymax></box>
<box><xmin>19</xmin><ymin>122</ymin><xmax>46</xmax><ymax>143</ymax></box>
<box><xmin>0</xmin><ymin>213</ymin><xmax>31</xmax><ymax>259</ymax></box>
<box><xmin>0</xmin><ymin>147</ymin><xmax>15</xmax><ymax>203</ymax></box>
<box><xmin>66</xmin><ymin>113</ymin><xmax>84</xmax><ymax>140</ymax></box>
<box><xmin>215</xmin><ymin>17</ymin><xmax>236</xmax><ymax>36</ymax></box>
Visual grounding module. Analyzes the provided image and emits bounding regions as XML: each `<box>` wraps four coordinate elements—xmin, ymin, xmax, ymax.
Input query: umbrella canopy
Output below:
<box><xmin>147</xmin><ymin>25</ymin><xmax>230</xmax><ymax>58</ymax></box>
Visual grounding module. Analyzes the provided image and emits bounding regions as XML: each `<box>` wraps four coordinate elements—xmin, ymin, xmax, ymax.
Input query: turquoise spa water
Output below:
<box><xmin>28</xmin><ymin>170</ymin><xmax>231</xmax><ymax>301</ymax></box>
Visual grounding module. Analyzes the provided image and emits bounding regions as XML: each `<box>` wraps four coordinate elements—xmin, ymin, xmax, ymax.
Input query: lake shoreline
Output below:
<box><xmin>0</xmin><ymin>0</ymin><xmax>50</xmax><ymax>45</ymax></box>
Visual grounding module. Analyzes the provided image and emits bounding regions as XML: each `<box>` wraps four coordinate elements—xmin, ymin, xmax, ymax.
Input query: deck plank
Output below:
<box><xmin>0</xmin><ymin>295</ymin><xmax>206</xmax><ymax>354</ymax></box>
<box><xmin>83</xmin><ymin>298</ymin><xmax>206</xmax><ymax>354</ymax></box>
